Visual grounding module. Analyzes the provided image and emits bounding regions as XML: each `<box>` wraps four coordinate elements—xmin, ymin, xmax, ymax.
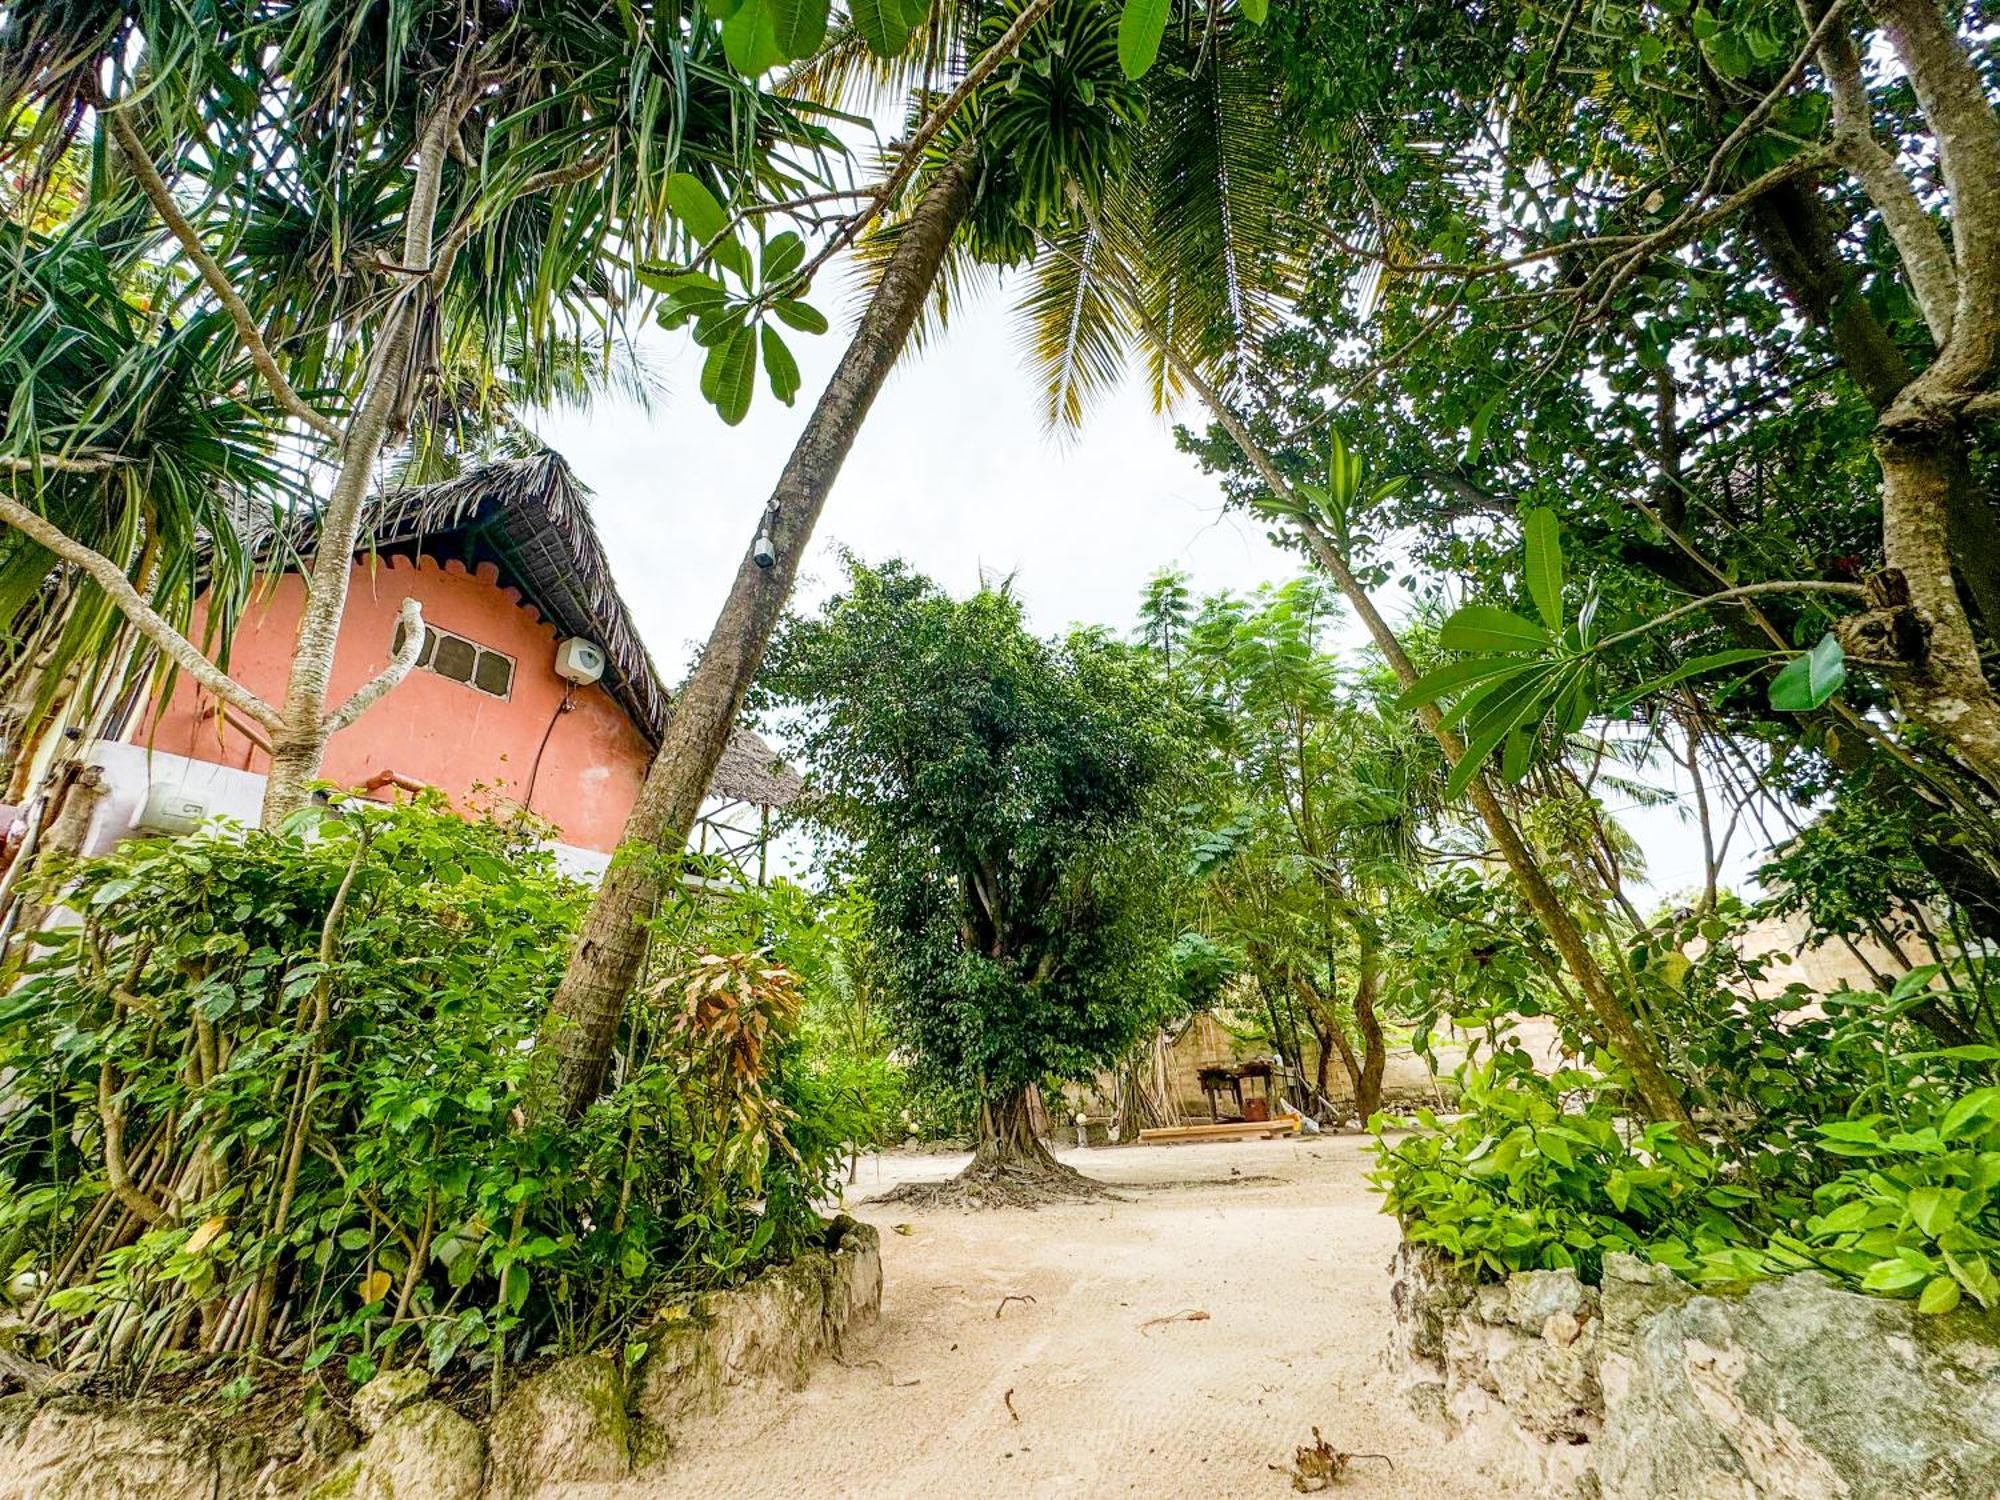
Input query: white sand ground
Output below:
<box><xmin>587</xmin><ymin>1133</ymin><xmax>1529</xmax><ymax>1500</ymax></box>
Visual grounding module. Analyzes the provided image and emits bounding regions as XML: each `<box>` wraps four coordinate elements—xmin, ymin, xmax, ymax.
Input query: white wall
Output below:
<box><xmin>83</xmin><ymin>741</ymin><xmax>614</xmax><ymax>879</ymax></box>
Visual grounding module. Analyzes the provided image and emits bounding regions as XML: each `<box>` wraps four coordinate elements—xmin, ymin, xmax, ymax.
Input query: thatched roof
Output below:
<box><xmin>275</xmin><ymin>451</ymin><xmax>799</xmax><ymax>810</ymax></box>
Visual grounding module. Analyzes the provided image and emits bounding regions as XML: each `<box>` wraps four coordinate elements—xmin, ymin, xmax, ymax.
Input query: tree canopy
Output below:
<box><xmin>759</xmin><ymin>556</ymin><xmax>1194</xmax><ymax>1189</ymax></box>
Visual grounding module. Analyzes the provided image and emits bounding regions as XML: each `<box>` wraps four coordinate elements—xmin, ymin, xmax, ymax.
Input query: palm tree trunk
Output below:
<box><xmin>540</xmin><ymin>146</ymin><xmax>982</xmax><ymax>1118</ymax></box>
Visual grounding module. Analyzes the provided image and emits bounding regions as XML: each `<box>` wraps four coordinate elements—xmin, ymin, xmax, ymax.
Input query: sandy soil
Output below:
<box><xmin>592</xmin><ymin>1133</ymin><xmax>1526</xmax><ymax>1500</ymax></box>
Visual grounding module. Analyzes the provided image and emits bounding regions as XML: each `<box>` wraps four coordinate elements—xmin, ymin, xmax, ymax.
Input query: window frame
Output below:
<box><xmin>391</xmin><ymin>621</ymin><xmax>517</xmax><ymax>702</ymax></box>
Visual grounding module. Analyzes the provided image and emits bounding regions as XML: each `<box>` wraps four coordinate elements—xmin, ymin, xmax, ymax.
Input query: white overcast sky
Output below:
<box><xmin>535</xmin><ymin>273</ymin><xmax>1757</xmax><ymax>902</ymax></box>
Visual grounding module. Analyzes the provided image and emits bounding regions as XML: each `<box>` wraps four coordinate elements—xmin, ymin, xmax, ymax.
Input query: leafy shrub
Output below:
<box><xmin>0</xmin><ymin>797</ymin><xmax>851</xmax><ymax>1386</ymax></box>
<box><xmin>1376</xmin><ymin>1003</ymin><xmax>2000</xmax><ymax>1315</ymax></box>
<box><xmin>1772</xmin><ymin>1087</ymin><xmax>2000</xmax><ymax>1315</ymax></box>
<box><xmin>1373</xmin><ymin>1053</ymin><xmax>1760</xmax><ymax>1284</ymax></box>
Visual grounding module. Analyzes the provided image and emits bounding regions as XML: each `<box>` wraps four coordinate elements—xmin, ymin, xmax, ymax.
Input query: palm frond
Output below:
<box><xmin>1013</xmin><ymin>214</ymin><xmax>1127</xmax><ymax>432</ymax></box>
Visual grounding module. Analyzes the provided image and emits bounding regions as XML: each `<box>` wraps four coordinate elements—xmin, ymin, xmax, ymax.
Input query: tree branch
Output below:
<box><xmin>1812</xmin><ymin>4</ymin><xmax>1957</xmax><ymax>345</ymax></box>
<box><xmin>321</xmin><ymin>598</ymin><xmax>425</xmax><ymax>734</ymax></box>
<box><xmin>0</xmin><ymin>492</ymin><xmax>286</xmax><ymax>730</ymax></box>
<box><xmin>1</xmin><ymin>452</ymin><xmax>131</xmax><ymax>474</ymax></box>
<box><xmin>103</xmin><ymin>107</ymin><xmax>342</xmax><ymax>444</ymax></box>
<box><xmin>1593</xmin><ymin>579</ymin><xmax>1866</xmax><ymax>651</ymax></box>
<box><xmin>1869</xmin><ymin>0</ymin><xmax>2000</xmax><ymax>396</ymax></box>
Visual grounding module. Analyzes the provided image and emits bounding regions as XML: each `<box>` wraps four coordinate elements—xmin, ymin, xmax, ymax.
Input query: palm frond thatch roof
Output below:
<box><xmin>273</xmin><ymin>451</ymin><xmax>799</xmax><ymax>809</ymax></box>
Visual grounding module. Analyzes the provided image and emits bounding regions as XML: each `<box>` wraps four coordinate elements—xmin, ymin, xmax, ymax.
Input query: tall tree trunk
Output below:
<box><xmin>1858</xmin><ymin>0</ymin><xmax>2000</xmax><ymax>795</ymax></box>
<box><xmin>1134</xmin><ymin>305</ymin><xmax>1691</xmax><ymax>1129</ymax></box>
<box><xmin>1351</xmin><ymin>928</ymin><xmax>1386</xmax><ymax>1126</ymax></box>
<box><xmin>540</xmin><ymin>148</ymin><xmax>981</xmax><ymax>1118</ymax></box>
<box><xmin>258</xmin><ymin>105</ymin><xmax>456</xmax><ymax>828</ymax></box>
<box><xmin>968</xmin><ymin>1086</ymin><xmax>1063</xmax><ymax>1175</ymax></box>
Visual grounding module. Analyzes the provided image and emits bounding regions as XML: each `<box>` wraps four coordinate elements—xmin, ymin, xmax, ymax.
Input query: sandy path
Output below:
<box><xmin>596</xmin><ymin>1134</ymin><xmax>1516</xmax><ymax>1499</ymax></box>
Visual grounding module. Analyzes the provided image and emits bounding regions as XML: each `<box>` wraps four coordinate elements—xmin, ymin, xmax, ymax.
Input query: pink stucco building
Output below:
<box><xmin>108</xmin><ymin>453</ymin><xmax>796</xmax><ymax>874</ymax></box>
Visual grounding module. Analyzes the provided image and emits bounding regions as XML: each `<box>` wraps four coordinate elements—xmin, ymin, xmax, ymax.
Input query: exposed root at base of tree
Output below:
<box><xmin>870</xmin><ymin>1155</ymin><xmax>1113</xmax><ymax>1209</ymax></box>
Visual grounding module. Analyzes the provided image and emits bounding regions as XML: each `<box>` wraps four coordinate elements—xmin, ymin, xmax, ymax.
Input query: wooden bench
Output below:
<box><xmin>1137</xmin><ymin>1117</ymin><xmax>1301</xmax><ymax>1146</ymax></box>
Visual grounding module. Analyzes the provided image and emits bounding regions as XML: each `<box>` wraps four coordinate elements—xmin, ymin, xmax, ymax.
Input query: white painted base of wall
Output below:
<box><xmin>83</xmin><ymin>742</ymin><xmax>612</xmax><ymax>881</ymax></box>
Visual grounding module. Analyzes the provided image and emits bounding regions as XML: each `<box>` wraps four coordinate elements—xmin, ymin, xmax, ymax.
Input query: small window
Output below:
<box><xmin>472</xmin><ymin>648</ymin><xmax>513</xmax><ymax>697</ymax></box>
<box><xmin>431</xmin><ymin>632</ymin><xmax>477</xmax><ymax>683</ymax></box>
<box><xmin>393</xmin><ymin>622</ymin><xmax>515</xmax><ymax>701</ymax></box>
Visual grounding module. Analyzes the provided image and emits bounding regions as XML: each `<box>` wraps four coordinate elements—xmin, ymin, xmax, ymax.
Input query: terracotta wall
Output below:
<box><xmin>142</xmin><ymin>556</ymin><xmax>654</xmax><ymax>853</ymax></box>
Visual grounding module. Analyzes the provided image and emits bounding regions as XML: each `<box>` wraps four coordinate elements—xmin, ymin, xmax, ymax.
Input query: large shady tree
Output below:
<box><xmin>758</xmin><ymin>557</ymin><xmax>1193</xmax><ymax>1197</ymax></box>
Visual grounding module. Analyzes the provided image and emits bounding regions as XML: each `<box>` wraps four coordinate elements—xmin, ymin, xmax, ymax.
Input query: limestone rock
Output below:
<box><xmin>825</xmin><ymin>1216</ymin><xmax>883</xmax><ymax>1345</ymax></box>
<box><xmin>1389</xmin><ymin>1243</ymin><xmax>2000</xmax><ymax>1500</ymax></box>
<box><xmin>1385</xmin><ymin>1242</ymin><xmax>1473</xmax><ymax>1370</ymax></box>
<box><xmin>351</xmin><ymin>1367</ymin><xmax>430</xmax><ymax>1435</ymax></box>
<box><xmin>486</xmin><ymin>1353</ymin><xmax>631</xmax><ymax>1500</ymax></box>
<box><xmin>1505</xmin><ymin>1266</ymin><xmax>1589</xmax><ymax>1329</ymax></box>
<box><xmin>708</xmin><ymin>1252</ymin><xmax>830</xmax><ymax>1392</ymax></box>
<box><xmin>0</xmin><ymin>1398</ymin><xmax>260</xmax><ymax>1500</ymax></box>
<box><xmin>632</xmin><ymin>1316</ymin><xmax>726</xmax><ymax>1464</ymax></box>
<box><xmin>1594</xmin><ymin>1262</ymin><xmax>2000</xmax><ymax>1500</ymax></box>
<box><xmin>306</xmin><ymin>1400</ymin><xmax>485</xmax><ymax>1500</ymax></box>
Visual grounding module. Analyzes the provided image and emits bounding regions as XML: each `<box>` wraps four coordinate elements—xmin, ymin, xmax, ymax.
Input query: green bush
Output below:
<box><xmin>1375</xmin><ymin>1021</ymin><xmax>2000</xmax><ymax>1315</ymax></box>
<box><xmin>1372</xmin><ymin>1053</ymin><xmax>1761</xmax><ymax>1284</ymax></box>
<box><xmin>0</xmin><ymin>797</ymin><xmax>852</xmax><ymax>1386</ymax></box>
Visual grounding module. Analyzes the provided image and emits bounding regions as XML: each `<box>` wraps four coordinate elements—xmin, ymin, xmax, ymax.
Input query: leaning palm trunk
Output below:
<box><xmin>1142</xmin><ymin>332</ymin><xmax>1692</xmax><ymax>1131</ymax></box>
<box><xmin>541</xmin><ymin>147</ymin><xmax>981</xmax><ymax>1118</ymax></box>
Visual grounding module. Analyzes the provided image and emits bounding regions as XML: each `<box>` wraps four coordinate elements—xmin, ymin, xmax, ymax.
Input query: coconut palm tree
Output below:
<box><xmin>541</xmin><ymin>0</ymin><xmax>1298</xmax><ymax>1120</ymax></box>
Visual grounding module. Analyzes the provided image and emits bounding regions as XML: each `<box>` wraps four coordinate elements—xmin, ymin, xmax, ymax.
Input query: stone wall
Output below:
<box><xmin>1388</xmin><ymin>1243</ymin><xmax>2000</xmax><ymax>1499</ymax></box>
<box><xmin>0</xmin><ymin>1216</ymin><xmax>880</xmax><ymax>1500</ymax></box>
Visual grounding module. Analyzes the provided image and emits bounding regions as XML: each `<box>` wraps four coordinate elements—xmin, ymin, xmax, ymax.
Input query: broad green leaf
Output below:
<box><xmin>666</xmin><ymin>176</ymin><xmax>752</xmax><ymax>279</ymax></box>
<box><xmin>1906</xmin><ymin>1186</ymin><xmax>1954</xmax><ymax>1238</ymax></box>
<box><xmin>763</xmin><ymin>0</ymin><xmax>831</xmax><ymax>62</ymax></box>
<box><xmin>1859</xmin><ymin>1257</ymin><xmax>1930</xmax><ymax>1292</ymax></box>
<box><xmin>1447</xmin><ymin>670</ymin><xmax>1554</xmax><ymax>799</ymax></box>
<box><xmin>1522</xmin><ymin>508</ymin><xmax>1564</xmax><ymax>630</ymax></box>
<box><xmin>761</xmin><ymin>323</ymin><xmax>801</xmax><ymax>405</ymax></box>
<box><xmin>721</xmin><ymin>0</ymin><xmax>786</xmax><ymax>74</ymax></box>
<box><xmin>1397</xmin><ymin>654</ymin><xmax>1537</xmax><ymax>710</ymax></box>
<box><xmin>1238</xmin><ymin>0</ymin><xmax>1269</xmax><ymax>20</ymax></box>
<box><xmin>1439</xmin><ymin>604</ymin><xmax>1552</xmax><ymax>655</ymax></box>
<box><xmin>761</xmin><ymin>230</ymin><xmax>806</xmax><ymax>285</ymax></box>
<box><xmin>848</xmin><ymin>0</ymin><xmax>921</xmax><ymax>57</ymax></box>
<box><xmin>1918</xmin><ymin>1275</ymin><xmax>1962</xmax><ymax>1315</ymax></box>
<box><xmin>665</xmin><ymin>173</ymin><xmax>731</xmax><ymax>246</ymax></box>
<box><xmin>1940</xmin><ymin>1087</ymin><xmax>2000</xmax><ymax>1142</ymax></box>
<box><xmin>1946</xmin><ymin>1251</ymin><xmax>1999</xmax><ymax>1309</ymax></box>
<box><xmin>1118</xmin><ymin>0</ymin><xmax>1171</xmax><ymax>78</ymax></box>
<box><xmin>701</xmin><ymin>325</ymin><xmax>759</xmax><ymax>425</ymax></box>
<box><xmin>1768</xmin><ymin>632</ymin><xmax>1844</xmax><ymax>711</ymax></box>
<box><xmin>637</xmin><ymin>266</ymin><xmax>723</xmax><ymax>299</ymax></box>
<box><xmin>1436</xmin><ymin>663</ymin><xmax>1540</xmax><ymax>735</ymax></box>
<box><xmin>1463</xmin><ymin>388</ymin><xmax>1504</xmax><ymax>464</ymax></box>
<box><xmin>772</xmin><ymin>299</ymin><xmax>830</xmax><ymax>335</ymax></box>
<box><xmin>1912</xmin><ymin>1044</ymin><xmax>2000</xmax><ymax>1062</ymax></box>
